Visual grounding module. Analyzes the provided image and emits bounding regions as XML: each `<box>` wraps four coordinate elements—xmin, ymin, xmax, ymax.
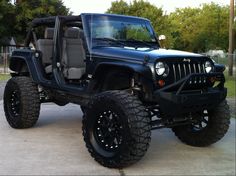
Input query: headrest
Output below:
<box><xmin>64</xmin><ymin>28</ymin><xmax>80</xmax><ymax>38</ymax></box>
<box><xmin>44</xmin><ymin>28</ymin><xmax>54</xmax><ymax>39</ymax></box>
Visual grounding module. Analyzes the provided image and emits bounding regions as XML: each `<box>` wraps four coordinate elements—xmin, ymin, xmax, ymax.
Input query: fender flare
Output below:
<box><xmin>88</xmin><ymin>62</ymin><xmax>154</xmax><ymax>95</ymax></box>
<box><xmin>93</xmin><ymin>62</ymin><xmax>153</xmax><ymax>80</ymax></box>
<box><xmin>9</xmin><ymin>54</ymin><xmax>43</xmax><ymax>83</ymax></box>
<box><xmin>10</xmin><ymin>56</ymin><xmax>30</xmax><ymax>73</ymax></box>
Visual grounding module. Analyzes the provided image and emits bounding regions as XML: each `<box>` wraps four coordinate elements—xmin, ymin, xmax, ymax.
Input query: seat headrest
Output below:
<box><xmin>64</xmin><ymin>28</ymin><xmax>81</xmax><ymax>38</ymax></box>
<box><xmin>44</xmin><ymin>28</ymin><xmax>54</xmax><ymax>39</ymax></box>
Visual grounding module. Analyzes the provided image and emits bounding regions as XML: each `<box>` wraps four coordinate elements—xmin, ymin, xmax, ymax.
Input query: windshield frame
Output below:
<box><xmin>82</xmin><ymin>13</ymin><xmax>160</xmax><ymax>50</ymax></box>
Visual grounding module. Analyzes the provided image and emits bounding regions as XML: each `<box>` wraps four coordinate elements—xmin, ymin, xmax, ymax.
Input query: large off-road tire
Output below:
<box><xmin>82</xmin><ymin>91</ymin><xmax>151</xmax><ymax>168</ymax></box>
<box><xmin>4</xmin><ymin>76</ymin><xmax>40</xmax><ymax>129</ymax></box>
<box><xmin>172</xmin><ymin>100</ymin><xmax>230</xmax><ymax>147</ymax></box>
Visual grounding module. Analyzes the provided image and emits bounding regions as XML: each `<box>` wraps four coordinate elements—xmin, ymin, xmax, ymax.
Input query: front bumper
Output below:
<box><xmin>153</xmin><ymin>73</ymin><xmax>227</xmax><ymax>116</ymax></box>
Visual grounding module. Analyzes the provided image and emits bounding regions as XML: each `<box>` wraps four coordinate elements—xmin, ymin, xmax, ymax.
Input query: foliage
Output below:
<box><xmin>168</xmin><ymin>7</ymin><xmax>201</xmax><ymax>51</ymax></box>
<box><xmin>14</xmin><ymin>0</ymin><xmax>70</xmax><ymax>42</ymax></box>
<box><xmin>107</xmin><ymin>0</ymin><xmax>129</xmax><ymax>14</ymax></box>
<box><xmin>0</xmin><ymin>0</ymin><xmax>70</xmax><ymax>43</ymax></box>
<box><xmin>225</xmin><ymin>74</ymin><xmax>236</xmax><ymax>98</ymax></box>
<box><xmin>107</xmin><ymin>0</ymin><xmax>170</xmax><ymax>44</ymax></box>
<box><xmin>107</xmin><ymin>1</ymin><xmax>230</xmax><ymax>53</ymax></box>
<box><xmin>169</xmin><ymin>3</ymin><xmax>229</xmax><ymax>52</ymax></box>
<box><xmin>126</xmin><ymin>28</ymin><xmax>151</xmax><ymax>41</ymax></box>
<box><xmin>0</xmin><ymin>0</ymin><xmax>232</xmax><ymax>52</ymax></box>
<box><xmin>0</xmin><ymin>0</ymin><xmax>15</xmax><ymax>42</ymax></box>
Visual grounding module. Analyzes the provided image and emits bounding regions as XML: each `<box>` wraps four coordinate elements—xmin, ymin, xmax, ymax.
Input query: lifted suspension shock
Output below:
<box><xmin>147</xmin><ymin>105</ymin><xmax>192</xmax><ymax>130</ymax></box>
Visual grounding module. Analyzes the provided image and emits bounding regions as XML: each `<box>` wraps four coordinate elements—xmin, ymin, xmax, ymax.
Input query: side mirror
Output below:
<box><xmin>158</xmin><ymin>35</ymin><xmax>166</xmax><ymax>48</ymax></box>
<box><xmin>159</xmin><ymin>35</ymin><xmax>166</xmax><ymax>41</ymax></box>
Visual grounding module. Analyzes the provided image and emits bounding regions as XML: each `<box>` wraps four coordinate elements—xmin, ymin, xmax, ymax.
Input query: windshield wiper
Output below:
<box><xmin>125</xmin><ymin>39</ymin><xmax>158</xmax><ymax>49</ymax></box>
<box><xmin>92</xmin><ymin>37</ymin><xmax>126</xmax><ymax>47</ymax></box>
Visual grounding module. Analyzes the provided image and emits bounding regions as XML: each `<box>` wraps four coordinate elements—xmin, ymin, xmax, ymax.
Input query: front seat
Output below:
<box><xmin>62</xmin><ymin>27</ymin><xmax>86</xmax><ymax>79</ymax></box>
<box><xmin>37</xmin><ymin>28</ymin><xmax>54</xmax><ymax>73</ymax></box>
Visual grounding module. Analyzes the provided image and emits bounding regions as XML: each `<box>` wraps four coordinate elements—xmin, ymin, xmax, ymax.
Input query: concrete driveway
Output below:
<box><xmin>0</xmin><ymin>101</ymin><xmax>235</xmax><ymax>175</ymax></box>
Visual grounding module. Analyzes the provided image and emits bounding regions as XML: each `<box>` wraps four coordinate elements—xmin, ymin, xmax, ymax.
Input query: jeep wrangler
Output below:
<box><xmin>4</xmin><ymin>14</ymin><xmax>230</xmax><ymax>168</ymax></box>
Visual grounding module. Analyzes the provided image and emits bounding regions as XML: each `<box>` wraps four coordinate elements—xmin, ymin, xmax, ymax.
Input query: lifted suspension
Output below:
<box><xmin>147</xmin><ymin>105</ymin><xmax>193</xmax><ymax>130</ymax></box>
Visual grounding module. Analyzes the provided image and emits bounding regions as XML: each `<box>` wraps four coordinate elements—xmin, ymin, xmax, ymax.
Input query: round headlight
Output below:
<box><xmin>155</xmin><ymin>62</ymin><xmax>165</xmax><ymax>75</ymax></box>
<box><xmin>155</xmin><ymin>62</ymin><xmax>169</xmax><ymax>76</ymax></box>
<box><xmin>205</xmin><ymin>61</ymin><xmax>213</xmax><ymax>73</ymax></box>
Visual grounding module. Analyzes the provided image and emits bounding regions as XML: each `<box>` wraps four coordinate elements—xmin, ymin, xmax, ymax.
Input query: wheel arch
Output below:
<box><xmin>88</xmin><ymin>62</ymin><xmax>154</xmax><ymax>96</ymax></box>
<box><xmin>9</xmin><ymin>55</ymin><xmax>41</xmax><ymax>83</ymax></box>
<box><xmin>9</xmin><ymin>56</ymin><xmax>30</xmax><ymax>75</ymax></box>
<box><xmin>93</xmin><ymin>62</ymin><xmax>153</xmax><ymax>79</ymax></box>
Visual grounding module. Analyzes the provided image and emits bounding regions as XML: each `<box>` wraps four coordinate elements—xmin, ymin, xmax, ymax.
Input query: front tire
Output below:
<box><xmin>172</xmin><ymin>100</ymin><xmax>230</xmax><ymax>147</ymax></box>
<box><xmin>4</xmin><ymin>76</ymin><xmax>40</xmax><ymax>129</ymax></box>
<box><xmin>82</xmin><ymin>91</ymin><xmax>151</xmax><ymax>168</ymax></box>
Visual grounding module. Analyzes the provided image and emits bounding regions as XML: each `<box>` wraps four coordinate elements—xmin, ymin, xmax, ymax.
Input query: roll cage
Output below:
<box><xmin>19</xmin><ymin>15</ymin><xmax>91</xmax><ymax>103</ymax></box>
<box><xmin>25</xmin><ymin>15</ymin><xmax>84</xmax><ymax>64</ymax></box>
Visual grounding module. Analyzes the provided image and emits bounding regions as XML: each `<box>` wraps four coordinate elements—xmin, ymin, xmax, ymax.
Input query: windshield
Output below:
<box><xmin>86</xmin><ymin>15</ymin><xmax>159</xmax><ymax>49</ymax></box>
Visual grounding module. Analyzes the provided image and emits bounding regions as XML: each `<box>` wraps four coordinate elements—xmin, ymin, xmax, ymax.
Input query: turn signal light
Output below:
<box><xmin>209</xmin><ymin>77</ymin><xmax>216</xmax><ymax>83</ymax></box>
<box><xmin>157</xmin><ymin>80</ymin><xmax>165</xmax><ymax>87</ymax></box>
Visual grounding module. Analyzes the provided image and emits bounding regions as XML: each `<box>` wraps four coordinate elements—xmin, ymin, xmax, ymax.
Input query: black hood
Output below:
<box><xmin>92</xmin><ymin>47</ymin><xmax>204</xmax><ymax>62</ymax></box>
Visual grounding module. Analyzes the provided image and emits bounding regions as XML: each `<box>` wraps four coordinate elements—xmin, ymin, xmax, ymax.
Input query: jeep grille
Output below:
<box><xmin>157</xmin><ymin>57</ymin><xmax>212</xmax><ymax>87</ymax></box>
<box><xmin>170</xmin><ymin>62</ymin><xmax>206</xmax><ymax>84</ymax></box>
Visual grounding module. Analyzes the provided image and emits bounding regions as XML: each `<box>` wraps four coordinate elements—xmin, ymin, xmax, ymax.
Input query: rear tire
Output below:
<box><xmin>4</xmin><ymin>76</ymin><xmax>40</xmax><ymax>129</ymax></box>
<box><xmin>172</xmin><ymin>100</ymin><xmax>230</xmax><ymax>147</ymax></box>
<box><xmin>82</xmin><ymin>91</ymin><xmax>151</xmax><ymax>168</ymax></box>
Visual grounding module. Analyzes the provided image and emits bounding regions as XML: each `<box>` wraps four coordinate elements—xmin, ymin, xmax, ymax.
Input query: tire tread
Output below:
<box><xmin>82</xmin><ymin>90</ymin><xmax>151</xmax><ymax>168</ymax></box>
<box><xmin>4</xmin><ymin>76</ymin><xmax>40</xmax><ymax>129</ymax></box>
<box><xmin>172</xmin><ymin>100</ymin><xmax>230</xmax><ymax>147</ymax></box>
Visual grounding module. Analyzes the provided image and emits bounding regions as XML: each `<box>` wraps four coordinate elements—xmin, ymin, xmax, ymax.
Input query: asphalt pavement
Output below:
<box><xmin>0</xmin><ymin>81</ymin><xmax>6</xmax><ymax>100</ymax></box>
<box><xmin>0</xmin><ymin>101</ymin><xmax>235</xmax><ymax>175</ymax></box>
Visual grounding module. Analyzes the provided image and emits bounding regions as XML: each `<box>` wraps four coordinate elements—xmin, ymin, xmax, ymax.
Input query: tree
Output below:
<box><xmin>169</xmin><ymin>7</ymin><xmax>201</xmax><ymax>51</ymax></box>
<box><xmin>14</xmin><ymin>0</ymin><xmax>70</xmax><ymax>42</ymax></box>
<box><xmin>169</xmin><ymin>3</ymin><xmax>229</xmax><ymax>52</ymax></box>
<box><xmin>0</xmin><ymin>0</ymin><xmax>70</xmax><ymax>44</ymax></box>
<box><xmin>107</xmin><ymin>0</ymin><xmax>129</xmax><ymax>14</ymax></box>
<box><xmin>106</xmin><ymin>0</ymin><xmax>171</xmax><ymax>46</ymax></box>
<box><xmin>0</xmin><ymin>0</ymin><xmax>15</xmax><ymax>43</ymax></box>
<box><xmin>107</xmin><ymin>1</ymin><xmax>230</xmax><ymax>52</ymax></box>
<box><xmin>199</xmin><ymin>3</ymin><xmax>229</xmax><ymax>51</ymax></box>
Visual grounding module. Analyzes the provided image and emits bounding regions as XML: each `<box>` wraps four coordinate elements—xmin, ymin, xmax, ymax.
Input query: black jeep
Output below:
<box><xmin>4</xmin><ymin>14</ymin><xmax>230</xmax><ymax>168</ymax></box>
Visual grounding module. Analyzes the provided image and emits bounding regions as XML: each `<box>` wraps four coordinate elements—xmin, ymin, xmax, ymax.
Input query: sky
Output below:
<box><xmin>63</xmin><ymin>0</ymin><xmax>230</xmax><ymax>15</ymax></box>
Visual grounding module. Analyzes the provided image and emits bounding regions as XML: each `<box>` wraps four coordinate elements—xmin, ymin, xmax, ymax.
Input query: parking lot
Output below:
<box><xmin>0</xmin><ymin>101</ymin><xmax>235</xmax><ymax>175</ymax></box>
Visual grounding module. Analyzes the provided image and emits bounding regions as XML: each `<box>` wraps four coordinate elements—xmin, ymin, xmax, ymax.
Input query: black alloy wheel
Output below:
<box><xmin>172</xmin><ymin>100</ymin><xmax>230</xmax><ymax>147</ymax></box>
<box><xmin>191</xmin><ymin>110</ymin><xmax>209</xmax><ymax>132</ymax></box>
<box><xmin>4</xmin><ymin>76</ymin><xmax>40</xmax><ymax>129</ymax></box>
<box><xmin>8</xmin><ymin>90</ymin><xmax>21</xmax><ymax>118</ymax></box>
<box><xmin>83</xmin><ymin>90</ymin><xmax>151</xmax><ymax>168</ymax></box>
<box><xmin>93</xmin><ymin>110</ymin><xmax>123</xmax><ymax>153</ymax></box>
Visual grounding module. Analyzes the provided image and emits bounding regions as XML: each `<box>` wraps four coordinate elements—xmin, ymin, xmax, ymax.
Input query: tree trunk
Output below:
<box><xmin>228</xmin><ymin>0</ymin><xmax>235</xmax><ymax>76</ymax></box>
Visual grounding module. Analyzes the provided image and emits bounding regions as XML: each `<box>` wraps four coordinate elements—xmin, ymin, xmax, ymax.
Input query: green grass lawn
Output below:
<box><xmin>224</xmin><ymin>74</ymin><xmax>236</xmax><ymax>98</ymax></box>
<box><xmin>0</xmin><ymin>74</ymin><xmax>10</xmax><ymax>81</ymax></box>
